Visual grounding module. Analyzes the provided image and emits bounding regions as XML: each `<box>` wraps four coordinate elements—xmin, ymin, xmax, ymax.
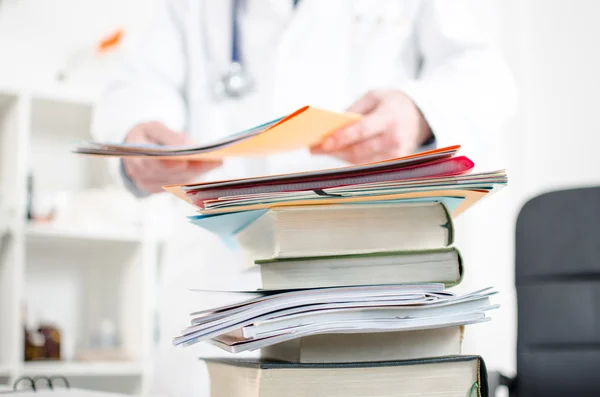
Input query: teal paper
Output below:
<box><xmin>188</xmin><ymin>210</ymin><xmax>268</xmax><ymax>248</ymax></box>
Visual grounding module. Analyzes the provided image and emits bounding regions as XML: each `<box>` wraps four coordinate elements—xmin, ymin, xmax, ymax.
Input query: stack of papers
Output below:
<box><xmin>162</xmin><ymin>145</ymin><xmax>506</xmax><ymax>242</ymax></box>
<box><xmin>173</xmin><ymin>284</ymin><xmax>497</xmax><ymax>353</ymax></box>
<box><xmin>161</xmin><ymin>142</ymin><xmax>504</xmax><ymax>354</ymax></box>
<box><xmin>76</xmin><ymin>104</ymin><xmax>504</xmax><ymax>395</ymax></box>
<box><xmin>74</xmin><ymin>106</ymin><xmax>359</xmax><ymax>160</ymax></box>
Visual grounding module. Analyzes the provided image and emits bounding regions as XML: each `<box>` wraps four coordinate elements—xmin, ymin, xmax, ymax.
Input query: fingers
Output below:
<box><xmin>318</xmin><ymin>105</ymin><xmax>393</xmax><ymax>152</ymax></box>
<box><xmin>125</xmin><ymin>122</ymin><xmax>191</xmax><ymax>147</ymax></box>
<box><xmin>124</xmin><ymin>125</ymin><xmax>148</xmax><ymax>144</ymax></box>
<box><xmin>122</xmin><ymin>122</ymin><xmax>224</xmax><ymax>194</ymax></box>
<box><xmin>311</xmin><ymin>91</ymin><xmax>383</xmax><ymax>153</ymax></box>
<box><xmin>158</xmin><ymin>159</ymin><xmax>191</xmax><ymax>170</ymax></box>
<box><xmin>125</xmin><ymin>158</ymin><xmax>182</xmax><ymax>179</ymax></box>
<box><xmin>326</xmin><ymin>130</ymin><xmax>403</xmax><ymax>164</ymax></box>
<box><xmin>185</xmin><ymin>160</ymin><xmax>223</xmax><ymax>172</ymax></box>
<box><xmin>124</xmin><ymin>157</ymin><xmax>223</xmax><ymax>194</ymax></box>
<box><xmin>311</xmin><ymin>91</ymin><xmax>381</xmax><ymax>154</ymax></box>
<box><xmin>142</xmin><ymin>122</ymin><xmax>192</xmax><ymax>145</ymax></box>
<box><xmin>125</xmin><ymin>158</ymin><xmax>220</xmax><ymax>182</ymax></box>
<box><xmin>347</xmin><ymin>91</ymin><xmax>381</xmax><ymax>114</ymax></box>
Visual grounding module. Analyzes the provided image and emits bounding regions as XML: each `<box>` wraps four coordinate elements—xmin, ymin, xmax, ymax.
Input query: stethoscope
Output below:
<box><xmin>215</xmin><ymin>0</ymin><xmax>252</xmax><ymax>99</ymax></box>
<box><xmin>214</xmin><ymin>0</ymin><xmax>301</xmax><ymax>100</ymax></box>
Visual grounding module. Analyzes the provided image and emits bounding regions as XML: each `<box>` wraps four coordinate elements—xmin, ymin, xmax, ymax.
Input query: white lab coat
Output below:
<box><xmin>91</xmin><ymin>1</ymin><xmax>516</xmax><ymax>396</ymax></box>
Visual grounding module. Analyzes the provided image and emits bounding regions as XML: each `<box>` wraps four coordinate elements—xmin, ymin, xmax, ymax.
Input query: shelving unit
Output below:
<box><xmin>22</xmin><ymin>361</ymin><xmax>144</xmax><ymax>377</ymax></box>
<box><xmin>0</xmin><ymin>86</ymin><xmax>165</xmax><ymax>395</ymax></box>
<box><xmin>26</xmin><ymin>223</ymin><xmax>144</xmax><ymax>244</ymax></box>
<box><xmin>0</xmin><ymin>89</ymin><xmax>28</xmax><ymax>385</ymax></box>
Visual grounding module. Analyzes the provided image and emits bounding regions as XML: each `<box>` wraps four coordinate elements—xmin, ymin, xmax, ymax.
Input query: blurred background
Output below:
<box><xmin>0</xmin><ymin>0</ymin><xmax>599</xmax><ymax>395</ymax></box>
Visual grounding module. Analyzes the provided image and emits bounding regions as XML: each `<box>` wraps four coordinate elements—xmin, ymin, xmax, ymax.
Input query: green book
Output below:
<box><xmin>255</xmin><ymin>247</ymin><xmax>463</xmax><ymax>290</ymax></box>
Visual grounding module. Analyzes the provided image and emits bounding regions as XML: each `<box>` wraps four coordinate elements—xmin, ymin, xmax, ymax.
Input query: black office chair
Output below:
<box><xmin>490</xmin><ymin>187</ymin><xmax>600</xmax><ymax>396</ymax></box>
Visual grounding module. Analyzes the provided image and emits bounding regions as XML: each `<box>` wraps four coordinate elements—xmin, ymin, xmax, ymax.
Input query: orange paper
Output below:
<box><xmin>163</xmin><ymin>145</ymin><xmax>462</xmax><ymax>200</ymax></box>
<box><xmin>82</xmin><ymin>106</ymin><xmax>361</xmax><ymax>160</ymax></box>
<box><xmin>162</xmin><ymin>186</ymin><xmax>487</xmax><ymax>218</ymax></box>
<box><xmin>201</xmin><ymin>106</ymin><xmax>360</xmax><ymax>159</ymax></box>
<box><xmin>195</xmin><ymin>189</ymin><xmax>489</xmax><ymax>218</ymax></box>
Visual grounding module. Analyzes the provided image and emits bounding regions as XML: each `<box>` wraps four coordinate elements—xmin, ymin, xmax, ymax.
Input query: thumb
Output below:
<box><xmin>346</xmin><ymin>91</ymin><xmax>382</xmax><ymax>115</ymax></box>
<box><xmin>144</xmin><ymin>123</ymin><xmax>193</xmax><ymax>145</ymax></box>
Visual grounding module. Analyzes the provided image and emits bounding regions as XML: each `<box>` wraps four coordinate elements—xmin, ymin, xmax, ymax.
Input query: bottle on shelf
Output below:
<box><xmin>23</xmin><ymin>308</ymin><xmax>61</xmax><ymax>361</ymax></box>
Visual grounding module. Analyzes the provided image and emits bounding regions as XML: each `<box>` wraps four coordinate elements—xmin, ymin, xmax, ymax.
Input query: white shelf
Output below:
<box><xmin>1</xmin><ymin>87</ymin><xmax>159</xmax><ymax>394</ymax></box>
<box><xmin>0</xmin><ymin>83</ymin><xmax>99</xmax><ymax>106</ymax></box>
<box><xmin>30</xmin><ymin>85</ymin><xmax>99</xmax><ymax>107</ymax></box>
<box><xmin>31</xmin><ymin>95</ymin><xmax>94</xmax><ymax>139</ymax></box>
<box><xmin>0</xmin><ymin>364</ymin><xmax>10</xmax><ymax>377</ymax></box>
<box><xmin>22</xmin><ymin>361</ymin><xmax>144</xmax><ymax>377</ymax></box>
<box><xmin>25</xmin><ymin>223</ymin><xmax>144</xmax><ymax>244</ymax></box>
<box><xmin>0</xmin><ymin>92</ymin><xmax>17</xmax><ymax>113</ymax></box>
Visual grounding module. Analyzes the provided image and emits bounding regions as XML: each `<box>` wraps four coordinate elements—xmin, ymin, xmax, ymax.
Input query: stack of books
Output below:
<box><xmin>163</xmin><ymin>145</ymin><xmax>505</xmax><ymax>397</ymax></box>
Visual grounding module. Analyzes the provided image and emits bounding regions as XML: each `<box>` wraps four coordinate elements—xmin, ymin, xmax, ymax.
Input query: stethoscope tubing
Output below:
<box><xmin>231</xmin><ymin>0</ymin><xmax>242</xmax><ymax>65</ymax></box>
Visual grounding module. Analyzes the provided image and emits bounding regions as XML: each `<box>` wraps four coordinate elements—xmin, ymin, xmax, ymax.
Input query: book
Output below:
<box><xmin>255</xmin><ymin>248</ymin><xmax>463</xmax><ymax>290</ymax></box>
<box><xmin>173</xmin><ymin>284</ymin><xmax>497</xmax><ymax>351</ymax></box>
<box><xmin>235</xmin><ymin>202</ymin><xmax>453</xmax><ymax>260</ymax></box>
<box><xmin>75</xmin><ymin>106</ymin><xmax>359</xmax><ymax>160</ymax></box>
<box><xmin>261</xmin><ymin>325</ymin><xmax>464</xmax><ymax>363</ymax></box>
<box><xmin>204</xmin><ymin>355</ymin><xmax>489</xmax><ymax>397</ymax></box>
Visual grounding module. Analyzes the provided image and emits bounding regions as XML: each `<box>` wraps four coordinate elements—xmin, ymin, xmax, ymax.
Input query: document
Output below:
<box><xmin>74</xmin><ymin>106</ymin><xmax>360</xmax><ymax>160</ymax></box>
<box><xmin>173</xmin><ymin>284</ymin><xmax>497</xmax><ymax>352</ymax></box>
<box><xmin>164</xmin><ymin>145</ymin><xmax>506</xmax><ymax>217</ymax></box>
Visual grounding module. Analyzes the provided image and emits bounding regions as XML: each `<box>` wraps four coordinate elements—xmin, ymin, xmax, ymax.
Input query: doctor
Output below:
<box><xmin>92</xmin><ymin>1</ymin><xmax>516</xmax><ymax>396</ymax></box>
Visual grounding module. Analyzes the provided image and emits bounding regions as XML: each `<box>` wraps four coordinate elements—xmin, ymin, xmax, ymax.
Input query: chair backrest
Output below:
<box><xmin>515</xmin><ymin>187</ymin><xmax>600</xmax><ymax>397</ymax></box>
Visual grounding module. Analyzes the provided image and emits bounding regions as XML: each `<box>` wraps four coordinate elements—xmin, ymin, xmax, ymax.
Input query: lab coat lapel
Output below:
<box><xmin>200</xmin><ymin>0</ymin><xmax>233</xmax><ymax>77</ymax></box>
<box><xmin>270</xmin><ymin>0</ymin><xmax>355</xmax><ymax>114</ymax></box>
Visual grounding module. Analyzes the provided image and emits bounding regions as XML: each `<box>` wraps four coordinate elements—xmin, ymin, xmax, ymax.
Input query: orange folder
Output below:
<box><xmin>77</xmin><ymin>106</ymin><xmax>361</xmax><ymax>160</ymax></box>
<box><xmin>195</xmin><ymin>189</ymin><xmax>489</xmax><ymax>218</ymax></box>
<box><xmin>205</xmin><ymin>106</ymin><xmax>360</xmax><ymax>160</ymax></box>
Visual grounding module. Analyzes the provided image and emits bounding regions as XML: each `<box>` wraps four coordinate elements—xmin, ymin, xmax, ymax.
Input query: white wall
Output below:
<box><xmin>0</xmin><ymin>0</ymin><xmax>155</xmax><ymax>91</ymax></box>
<box><xmin>443</xmin><ymin>0</ymin><xmax>518</xmax><ymax>377</ymax></box>
<box><xmin>508</xmin><ymin>0</ymin><xmax>600</xmax><ymax>190</ymax></box>
<box><xmin>462</xmin><ymin>0</ymin><xmax>600</xmax><ymax>377</ymax></box>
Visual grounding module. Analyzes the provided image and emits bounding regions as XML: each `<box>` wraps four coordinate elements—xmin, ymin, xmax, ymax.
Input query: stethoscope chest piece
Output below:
<box><xmin>217</xmin><ymin>61</ymin><xmax>254</xmax><ymax>99</ymax></box>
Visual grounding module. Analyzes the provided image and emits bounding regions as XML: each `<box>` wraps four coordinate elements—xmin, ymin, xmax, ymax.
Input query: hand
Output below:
<box><xmin>123</xmin><ymin>122</ymin><xmax>222</xmax><ymax>194</ymax></box>
<box><xmin>311</xmin><ymin>90</ymin><xmax>433</xmax><ymax>164</ymax></box>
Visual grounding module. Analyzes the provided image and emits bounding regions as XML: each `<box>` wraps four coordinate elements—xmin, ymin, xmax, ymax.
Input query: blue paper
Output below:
<box><xmin>188</xmin><ymin>210</ymin><xmax>268</xmax><ymax>248</ymax></box>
